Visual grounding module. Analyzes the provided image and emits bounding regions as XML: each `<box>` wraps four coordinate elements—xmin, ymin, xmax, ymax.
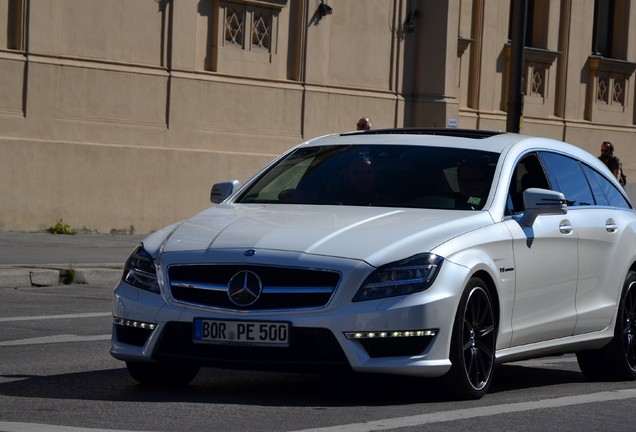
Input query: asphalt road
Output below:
<box><xmin>1</xmin><ymin>283</ymin><xmax>636</xmax><ymax>432</ymax></box>
<box><xmin>0</xmin><ymin>232</ymin><xmax>144</xmax><ymax>266</ymax></box>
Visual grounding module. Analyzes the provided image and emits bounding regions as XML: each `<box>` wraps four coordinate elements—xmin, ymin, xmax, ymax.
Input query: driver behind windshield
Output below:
<box><xmin>457</xmin><ymin>158</ymin><xmax>491</xmax><ymax>210</ymax></box>
<box><xmin>341</xmin><ymin>154</ymin><xmax>377</xmax><ymax>205</ymax></box>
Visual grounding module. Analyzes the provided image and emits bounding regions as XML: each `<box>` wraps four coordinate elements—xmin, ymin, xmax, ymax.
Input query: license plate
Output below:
<box><xmin>193</xmin><ymin>318</ymin><xmax>290</xmax><ymax>347</ymax></box>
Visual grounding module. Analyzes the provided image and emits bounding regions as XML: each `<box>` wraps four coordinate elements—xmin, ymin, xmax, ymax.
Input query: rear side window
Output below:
<box><xmin>540</xmin><ymin>153</ymin><xmax>594</xmax><ymax>206</ymax></box>
<box><xmin>582</xmin><ymin>164</ymin><xmax>632</xmax><ymax>209</ymax></box>
<box><xmin>581</xmin><ymin>165</ymin><xmax>610</xmax><ymax>206</ymax></box>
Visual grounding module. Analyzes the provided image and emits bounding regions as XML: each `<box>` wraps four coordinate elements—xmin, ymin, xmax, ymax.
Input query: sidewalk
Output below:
<box><xmin>0</xmin><ymin>232</ymin><xmax>145</xmax><ymax>288</ymax></box>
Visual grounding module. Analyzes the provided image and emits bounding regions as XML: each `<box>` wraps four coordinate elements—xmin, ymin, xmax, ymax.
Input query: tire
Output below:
<box><xmin>126</xmin><ymin>360</ymin><xmax>200</xmax><ymax>386</ymax></box>
<box><xmin>443</xmin><ymin>277</ymin><xmax>497</xmax><ymax>400</ymax></box>
<box><xmin>576</xmin><ymin>271</ymin><xmax>636</xmax><ymax>381</ymax></box>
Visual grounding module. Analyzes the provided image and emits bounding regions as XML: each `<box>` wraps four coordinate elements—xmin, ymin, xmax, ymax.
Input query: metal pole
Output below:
<box><xmin>507</xmin><ymin>0</ymin><xmax>528</xmax><ymax>133</ymax></box>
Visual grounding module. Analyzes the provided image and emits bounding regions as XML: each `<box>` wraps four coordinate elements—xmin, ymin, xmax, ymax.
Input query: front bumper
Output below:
<box><xmin>110</xmin><ymin>258</ymin><xmax>469</xmax><ymax>378</ymax></box>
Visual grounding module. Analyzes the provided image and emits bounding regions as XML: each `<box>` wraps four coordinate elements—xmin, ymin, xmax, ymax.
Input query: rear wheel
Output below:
<box><xmin>576</xmin><ymin>271</ymin><xmax>636</xmax><ymax>381</ymax></box>
<box><xmin>126</xmin><ymin>360</ymin><xmax>200</xmax><ymax>386</ymax></box>
<box><xmin>443</xmin><ymin>277</ymin><xmax>496</xmax><ymax>400</ymax></box>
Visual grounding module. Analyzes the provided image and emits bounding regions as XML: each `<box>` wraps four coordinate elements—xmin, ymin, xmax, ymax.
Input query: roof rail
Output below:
<box><xmin>343</xmin><ymin>128</ymin><xmax>505</xmax><ymax>139</ymax></box>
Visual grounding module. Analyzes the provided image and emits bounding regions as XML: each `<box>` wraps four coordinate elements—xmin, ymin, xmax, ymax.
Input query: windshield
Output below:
<box><xmin>237</xmin><ymin>144</ymin><xmax>499</xmax><ymax>210</ymax></box>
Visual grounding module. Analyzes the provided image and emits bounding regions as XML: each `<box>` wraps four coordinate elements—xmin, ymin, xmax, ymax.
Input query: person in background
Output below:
<box><xmin>356</xmin><ymin>117</ymin><xmax>372</xmax><ymax>131</ymax></box>
<box><xmin>599</xmin><ymin>141</ymin><xmax>626</xmax><ymax>186</ymax></box>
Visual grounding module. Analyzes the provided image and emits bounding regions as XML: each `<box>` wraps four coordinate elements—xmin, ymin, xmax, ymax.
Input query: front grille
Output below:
<box><xmin>153</xmin><ymin>322</ymin><xmax>350</xmax><ymax>372</ymax></box>
<box><xmin>168</xmin><ymin>264</ymin><xmax>341</xmax><ymax>310</ymax></box>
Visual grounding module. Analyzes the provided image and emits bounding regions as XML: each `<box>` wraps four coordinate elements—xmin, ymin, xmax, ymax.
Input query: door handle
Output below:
<box><xmin>559</xmin><ymin>221</ymin><xmax>573</xmax><ymax>234</ymax></box>
<box><xmin>606</xmin><ymin>222</ymin><xmax>618</xmax><ymax>233</ymax></box>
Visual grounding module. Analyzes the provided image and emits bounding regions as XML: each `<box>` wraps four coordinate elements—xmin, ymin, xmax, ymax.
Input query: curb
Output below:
<box><xmin>0</xmin><ymin>267</ymin><xmax>123</xmax><ymax>288</ymax></box>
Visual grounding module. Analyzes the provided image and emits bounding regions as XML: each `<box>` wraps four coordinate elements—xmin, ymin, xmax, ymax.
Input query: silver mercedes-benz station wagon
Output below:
<box><xmin>111</xmin><ymin>128</ymin><xmax>636</xmax><ymax>399</ymax></box>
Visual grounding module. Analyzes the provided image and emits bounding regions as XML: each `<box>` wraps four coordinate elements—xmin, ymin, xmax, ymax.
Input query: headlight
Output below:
<box><xmin>353</xmin><ymin>253</ymin><xmax>443</xmax><ymax>302</ymax></box>
<box><xmin>122</xmin><ymin>245</ymin><xmax>160</xmax><ymax>293</ymax></box>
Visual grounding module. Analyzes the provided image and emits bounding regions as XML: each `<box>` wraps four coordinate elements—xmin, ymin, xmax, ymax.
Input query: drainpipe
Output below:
<box><xmin>506</xmin><ymin>0</ymin><xmax>527</xmax><ymax>133</ymax></box>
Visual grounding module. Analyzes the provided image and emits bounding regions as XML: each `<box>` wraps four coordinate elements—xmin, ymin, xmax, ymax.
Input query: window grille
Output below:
<box><xmin>612</xmin><ymin>78</ymin><xmax>624</xmax><ymax>105</ymax></box>
<box><xmin>530</xmin><ymin>67</ymin><xmax>544</xmax><ymax>97</ymax></box>
<box><xmin>252</xmin><ymin>11</ymin><xmax>271</xmax><ymax>50</ymax></box>
<box><xmin>596</xmin><ymin>76</ymin><xmax>609</xmax><ymax>104</ymax></box>
<box><xmin>225</xmin><ymin>7</ymin><xmax>244</xmax><ymax>46</ymax></box>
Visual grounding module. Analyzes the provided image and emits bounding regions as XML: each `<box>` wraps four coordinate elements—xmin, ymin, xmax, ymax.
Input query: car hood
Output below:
<box><xmin>156</xmin><ymin>204</ymin><xmax>494</xmax><ymax>267</ymax></box>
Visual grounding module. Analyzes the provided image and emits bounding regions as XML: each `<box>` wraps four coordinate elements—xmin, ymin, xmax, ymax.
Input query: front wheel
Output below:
<box><xmin>442</xmin><ymin>278</ymin><xmax>496</xmax><ymax>400</ymax></box>
<box><xmin>126</xmin><ymin>360</ymin><xmax>200</xmax><ymax>386</ymax></box>
<box><xmin>576</xmin><ymin>271</ymin><xmax>636</xmax><ymax>381</ymax></box>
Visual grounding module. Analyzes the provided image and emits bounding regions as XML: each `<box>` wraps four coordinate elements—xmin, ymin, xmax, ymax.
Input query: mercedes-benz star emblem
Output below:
<box><xmin>227</xmin><ymin>270</ymin><xmax>263</xmax><ymax>306</ymax></box>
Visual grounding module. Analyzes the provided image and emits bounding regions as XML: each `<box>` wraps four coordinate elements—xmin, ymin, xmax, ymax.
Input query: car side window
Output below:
<box><xmin>582</xmin><ymin>164</ymin><xmax>632</xmax><ymax>209</ymax></box>
<box><xmin>539</xmin><ymin>152</ymin><xmax>594</xmax><ymax>207</ymax></box>
<box><xmin>507</xmin><ymin>153</ymin><xmax>550</xmax><ymax>214</ymax></box>
<box><xmin>581</xmin><ymin>164</ymin><xmax>610</xmax><ymax>206</ymax></box>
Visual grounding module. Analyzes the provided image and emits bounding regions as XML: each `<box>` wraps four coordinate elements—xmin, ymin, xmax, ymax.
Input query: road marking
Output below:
<box><xmin>0</xmin><ymin>334</ymin><xmax>111</xmax><ymax>346</ymax></box>
<box><xmin>0</xmin><ymin>312</ymin><xmax>111</xmax><ymax>322</ymax></box>
<box><xmin>0</xmin><ymin>313</ymin><xmax>112</xmax><ymax>346</ymax></box>
<box><xmin>290</xmin><ymin>388</ymin><xmax>636</xmax><ymax>432</ymax></box>
<box><xmin>0</xmin><ymin>421</ymin><xmax>150</xmax><ymax>432</ymax></box>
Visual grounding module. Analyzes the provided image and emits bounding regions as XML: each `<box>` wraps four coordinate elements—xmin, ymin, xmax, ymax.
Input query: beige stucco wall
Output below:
<box><xmin>456</xmin><ymin>0</ymin><xmax>635</xmax><ymax>174</ymax></box>
<box><xmin>0</xmin><ymin>0</ymin><xmax>409</xmax><ymax>233</ymax></box>
<box><xmin>0</xmin><ymin>0</ymin><xmax>635</xmax><ymax>234</ymax></box>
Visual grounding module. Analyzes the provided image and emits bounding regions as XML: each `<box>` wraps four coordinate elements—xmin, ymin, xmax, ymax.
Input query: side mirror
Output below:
<box><xmin>521</xmin><ymin>188</ymin><xmax>567</xmax><ymax>226</ymax></box>
<box><xmin>210</xmin><ymin>180</ymin><xmax>240</xmax><ymax>204</ymax></box>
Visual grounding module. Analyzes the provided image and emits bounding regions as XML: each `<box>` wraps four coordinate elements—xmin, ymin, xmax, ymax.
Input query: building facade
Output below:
<box><xmin>0</xmin><ymin>0</ymin><xmax>634</xmax><ymax>234</ymax></box>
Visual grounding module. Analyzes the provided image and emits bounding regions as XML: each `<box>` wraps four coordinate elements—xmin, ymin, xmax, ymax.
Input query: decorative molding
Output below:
<box><xmin>223</xmin><ymin>0</ymin><xmax>287</xmax><ymax>10</ymax></box>
<box><xmin>587</xmin><ymin>55</ymin><xmax>636</xmax><ymax>76</ymax></box>
<box><xmin>524</xmin><ymin>47</ymin><xmax>560</xmax><ymax>66</ymax></box>
<box><xmin>585</xmin><ymin>55</ymin><xmax>636</xmax><ymax>121</ymax></box>
<box><xmin>503</xmin><ymin>45</ymin><xmax>560</xmax><ymax>111</ymax></box>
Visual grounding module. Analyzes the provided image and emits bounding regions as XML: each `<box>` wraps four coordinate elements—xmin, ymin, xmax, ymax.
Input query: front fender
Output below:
<box><xmin>432</xmin><ymin>222</ymin><xmax>515</xmax><ymax>349</ymax></box>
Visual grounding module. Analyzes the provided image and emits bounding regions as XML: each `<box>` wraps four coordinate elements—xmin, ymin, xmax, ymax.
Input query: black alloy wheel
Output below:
<box><xmin>577</xmin><ymin>271</ymin><xmax>636</xmax><ymax>381</ymax></box>
<box><xmin>444</xmin><ymin>278</ymin><xmax>496</xmax><ymax>399</ymax></box>
<box><xmin>620</xmin><ymin>279</ymin><xmax>636</xmax><ymax>372</ymax></box>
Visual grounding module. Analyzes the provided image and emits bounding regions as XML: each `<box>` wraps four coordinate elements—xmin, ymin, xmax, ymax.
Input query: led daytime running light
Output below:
<box><xmin>114</xmin><ymin>317</ymin><xmax>157</xmax><ymax>331</ymax></box>
<box><xmin>345</xmin><ymin>329</ymin><xmax>437</xmax><ymax>339</ymax></box>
